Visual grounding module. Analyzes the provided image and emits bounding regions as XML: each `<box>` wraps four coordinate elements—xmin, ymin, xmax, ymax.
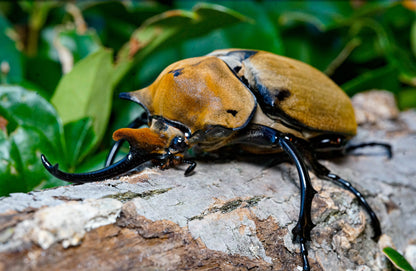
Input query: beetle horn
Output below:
<box><xmin>41</xmin><ymin>128</ymin><xmax>169</xmax><ymax>183</ymax></box>
<box><xmin>41</xmin><ymin>151</ymin><xmax>156</xmax><ymax>184</ymax></box>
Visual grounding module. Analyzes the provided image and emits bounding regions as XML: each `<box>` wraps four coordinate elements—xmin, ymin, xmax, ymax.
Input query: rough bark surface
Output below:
<box><xmin>1</xmin><ymin>91</ymin><xmax>415</xmax><ymax>271</ymax></box>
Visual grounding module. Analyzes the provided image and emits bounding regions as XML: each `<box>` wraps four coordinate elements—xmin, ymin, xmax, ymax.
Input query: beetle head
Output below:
<box><xmin>41</xmin><ymin>119</ymin><xmax>190</xmax><ymax>183</ymax></box>
<box><xmin>112</xmin><ymin>120</ymin><xmax>189</xmax><ymax>159</ymax></box>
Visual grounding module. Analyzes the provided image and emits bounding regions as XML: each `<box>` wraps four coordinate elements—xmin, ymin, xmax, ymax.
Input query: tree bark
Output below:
<box><xmin>1</xmin><ymin>90</ymin><xmax>415</xmax><ymax>270</ymax></box>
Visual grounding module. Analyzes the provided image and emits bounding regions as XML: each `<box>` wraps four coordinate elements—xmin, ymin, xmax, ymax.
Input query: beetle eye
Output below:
<box><xmin>169</xmin><ymin>136</ymin><xmax>187</xmax><ymax>153</ymax></box>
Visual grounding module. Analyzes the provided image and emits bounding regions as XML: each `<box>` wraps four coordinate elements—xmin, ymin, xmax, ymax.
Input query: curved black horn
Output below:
<box><xmin>41</xmin><ymin>151</ymin><xmax>160</xmax><ymax>184</ymax></box>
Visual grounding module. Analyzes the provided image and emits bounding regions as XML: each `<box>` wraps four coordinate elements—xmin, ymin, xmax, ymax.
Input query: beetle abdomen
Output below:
<box><xmin>211</xmin><ymin>49</ymin><xmax>357</xmax><ymax>137</ymax></box>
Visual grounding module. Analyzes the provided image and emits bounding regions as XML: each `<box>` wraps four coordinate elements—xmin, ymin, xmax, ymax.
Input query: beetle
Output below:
<box><xmin>41</xmin><ymin>49</ymin><xmax>391</xmax><ymax>270</ymax></box>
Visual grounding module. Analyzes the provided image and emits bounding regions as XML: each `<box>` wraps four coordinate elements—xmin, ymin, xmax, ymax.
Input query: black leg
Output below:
<box><xmin>346</xmin><ymin>142</ymin><xmax>392</xmax><ymax>159</ymax></box>
<box><xmin>183</xmin><ymin>159</ymin><xmax>197</xmax><ymax>176</ymax></box>
<box><xmin>327</xmin><ymin>173</ymin><xmax>381</xmax><ymax>240</ymax></box>
<box><xmin>302</xmin><ymin>153</ymin><xmax>381</xmax><ymax>241</ymax></box>
<box><xmin>297</xmin><ymin>135</ymin><xmax>382</xmax><ymax>241</ymax></box>
<box><xmin>229</xmin><ymin>125</ymin><xmax>317</xmax><ymax>270</ymax></box>
<box><xmin>105</xmin><ymin>113</ymin><xmax>148</xmax><ymax>167</ymax></box>
<box><xmin>279</xmin><ymin>135</ymin><xmax>317</xmax><ymax>271</ymax></box>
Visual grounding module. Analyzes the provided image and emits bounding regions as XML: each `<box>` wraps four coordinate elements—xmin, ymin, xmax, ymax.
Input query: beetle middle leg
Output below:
<box><xmin>278</xmin><ymin>135</ymin><xmax>317</xmax><ymax>271</ymax></box>
<box><xmin>230</xmin><ymin>126</ymin><xmax>317</xmax><ymax>271</ymax></box>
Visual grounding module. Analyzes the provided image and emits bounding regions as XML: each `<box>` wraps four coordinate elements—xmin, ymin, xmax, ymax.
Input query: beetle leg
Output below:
<box><xmin>346</xmin><ymin>142</ymin><xmax>392</xmax><ymax>159</ymax></box>
<box><xmin>105</xmin><ymin>113</ymin><xmax>148</xmax><ymax>167</ymax></box>
<box><xmin>155</xmin><ymin>151</ymin><xmax>196</xmax><ymax>176</ymax></box>
<box><xmin>183</xmin><ymin>160</ymin><xmax>197</xmax><ymax>176</ymax></box>
<box><xmin>327</xmin><ymin>173</ymin><xmax>381</xmax><ymax>240</ymax></box>
<box><xmin>301</xmin><ymin>152</ymin><xmax>382</xmax><ymax>241</ymax></box>
<box><xmin>229</xmin><ymin>125</ymin><xmax>316</xmax><ymax>270</ymax></box>
<box><xmin>278</xmin><ymin>135</ymin><xmax>316</xmax><ymax>271</ymax></box>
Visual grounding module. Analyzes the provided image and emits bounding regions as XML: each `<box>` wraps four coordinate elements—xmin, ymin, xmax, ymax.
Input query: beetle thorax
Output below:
<box><xmin>125</xmin><ymin>56</ymin><xmax>256</xmax><ymax>134</ymax></box>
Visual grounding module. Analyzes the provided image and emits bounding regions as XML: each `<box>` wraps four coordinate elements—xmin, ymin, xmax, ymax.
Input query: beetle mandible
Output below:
<box><xmin>42</xmin><ymin>49</ymin><xmax>391</xmax><ymax>271</ymax></box>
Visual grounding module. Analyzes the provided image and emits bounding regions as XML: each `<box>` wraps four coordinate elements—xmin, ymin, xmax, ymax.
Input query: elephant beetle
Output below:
<box><xmin>42</xmin><ymin>49</ymin><xmax>391</xmax><ymax>270</ymax></box>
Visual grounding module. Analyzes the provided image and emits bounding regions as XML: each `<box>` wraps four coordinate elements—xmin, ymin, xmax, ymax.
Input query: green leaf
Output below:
<box><xmin>31</xmin><ymin>26</ymin><xmax>102</xmax><ymax>97</ymax></box>
<box><xmin>56</xmin><ymin>28</ymin><xmax>102</xmax><ymax>63</ymax></box>
<box><xmin>0</xmin><ymin>124</ymin><xmax>66</xmax><ymax>196</ymax></box>
<box><xmin>81</xmin><ymin>1</ymin><xmax>166</xmax><ymax>52</ymax></box>
<box><xmin>19</xmin><ymin>1</ymin><xmax>62</xmax><ymax>56</ymax></box>
<box><xmin>280</xmin><ymin>32</ymin><xmax>346</xmax><ymax>71</ymax></box>
<box><xmin>179</xmin><ymin>1</ymin><xmax>283</xmax><ymax>55</ymax></box>
<box><xmin>64</xmin><ymin>117</ymin><xmax>95</xmax><ymax>169</ymax></box>
<box><xmin>0</xmin><ymin>14</ymin><xmax>24</xmax><ymax>84</ymax></box>
<box><xmin>10</xmin><ymin>125</ymin><xmax>65</xmax><ymax>191</ymax></box>
<box><xmin>411</xmin><ymin>21</ymin><xmax>416</xmax><ymax>58</ymax></box>
<box><xmin>24</xmin><ymin>54</ymin><xmax>62</xmax><ymax>98</ymax></box>
<box><xmin>398</xmin><ymin>88</ymin><xmax>416</xmax><ymax>109</ymax></box>
<box><xmin>383</xmin><ymin>247</ymin><xmax>415</xmax><ymax>271</ymax></box>
<box><xmin>51</xmin><ymin>48</ymin><xmax>114</xmax><ymax>148</ymax></box>
<box><xmin>38</xmin><ymin>25</ymin><xmax>102</xmax><ymax>64</ymax></box>
<box><xmin>348</xmin><ymin>19</ymin><xmax>384</xmax><ymax>63</ymax></box>
<box><xmin>0</xmin><ymin>130</ymin><xmax>24</xmax><ymax>195</ymax></box>
<box><xmin>0</xmin><ymin>86</ymin><xmax>64</xmax><ymax>154</ymax></box>
<box><xmin>346</xmin><ymin>13</ymin><xmax>416</xmax><ymax>87</ymax></box>
<box><xmin>76</xmin><ymin>150</ymin><xmax>114</xmax><ymax>173</ymax></box>
<box><xmin>261</xmin><ymin>1</ymin><xmax>352</xmax><ymax>69</ymax></box>
<box><xmin>0</xmin><ymin>86</ymin><xmax>67</xmax><ymax>196</ymax></box>
<box><xmin>112</xmin><ymin>2</ymin><xmax>248</xmax><ymax>87</ymax></box>
<box><xmin>267</xmin><ymin>1</ymin><xmax>354</xmax><ymax>31</ymax></box>
<box><xmin>135</xmin><ymin>47</ymin><xmax>182</xmax><ymax>88</ymax></box>
<box><xmin>342</xmin><ymin>65</ymin><xmax>399</xmax><ymax>95</ymax></box>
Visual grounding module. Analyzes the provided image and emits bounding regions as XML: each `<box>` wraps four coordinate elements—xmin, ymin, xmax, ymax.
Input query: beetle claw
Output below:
<box><xmin>292</xmin><ymin>221</ymin><xmax>316</xmax><ymax>242</ymax></box>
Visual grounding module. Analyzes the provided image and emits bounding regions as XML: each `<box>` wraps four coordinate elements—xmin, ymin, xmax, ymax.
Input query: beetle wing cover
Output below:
<box><xmin>244</xmin><ymin>51</ymin><xmax>357</xmax><ymax>136</ymax></box>
<box><xmin>126</xmin><ymin>56</ymin><xmax>256</xmax><ymax>134</ymax></box>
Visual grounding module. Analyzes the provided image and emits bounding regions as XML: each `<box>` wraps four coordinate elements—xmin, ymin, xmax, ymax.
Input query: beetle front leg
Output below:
<box><xmin>278</xmin><ymin>135</ymin><xmax>317</xmax><ymax>271</ymax></box>
<box><xmin>230</xmin><ymin>126</ymin><xmax>316</xmax><ymax>270</ymax></box>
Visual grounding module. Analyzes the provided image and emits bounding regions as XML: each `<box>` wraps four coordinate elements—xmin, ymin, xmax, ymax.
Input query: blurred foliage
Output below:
<box><xmin>0</xmin><ymin>0</ymin><xmax>415</xmax><ymax>196</ymax></box>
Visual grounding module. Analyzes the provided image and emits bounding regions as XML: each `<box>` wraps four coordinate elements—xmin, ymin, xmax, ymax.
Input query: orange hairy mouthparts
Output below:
<box><xmin>113</xmin><ymin>128</ymin><xmax>168</xmax><ymax>153</ymax></box>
